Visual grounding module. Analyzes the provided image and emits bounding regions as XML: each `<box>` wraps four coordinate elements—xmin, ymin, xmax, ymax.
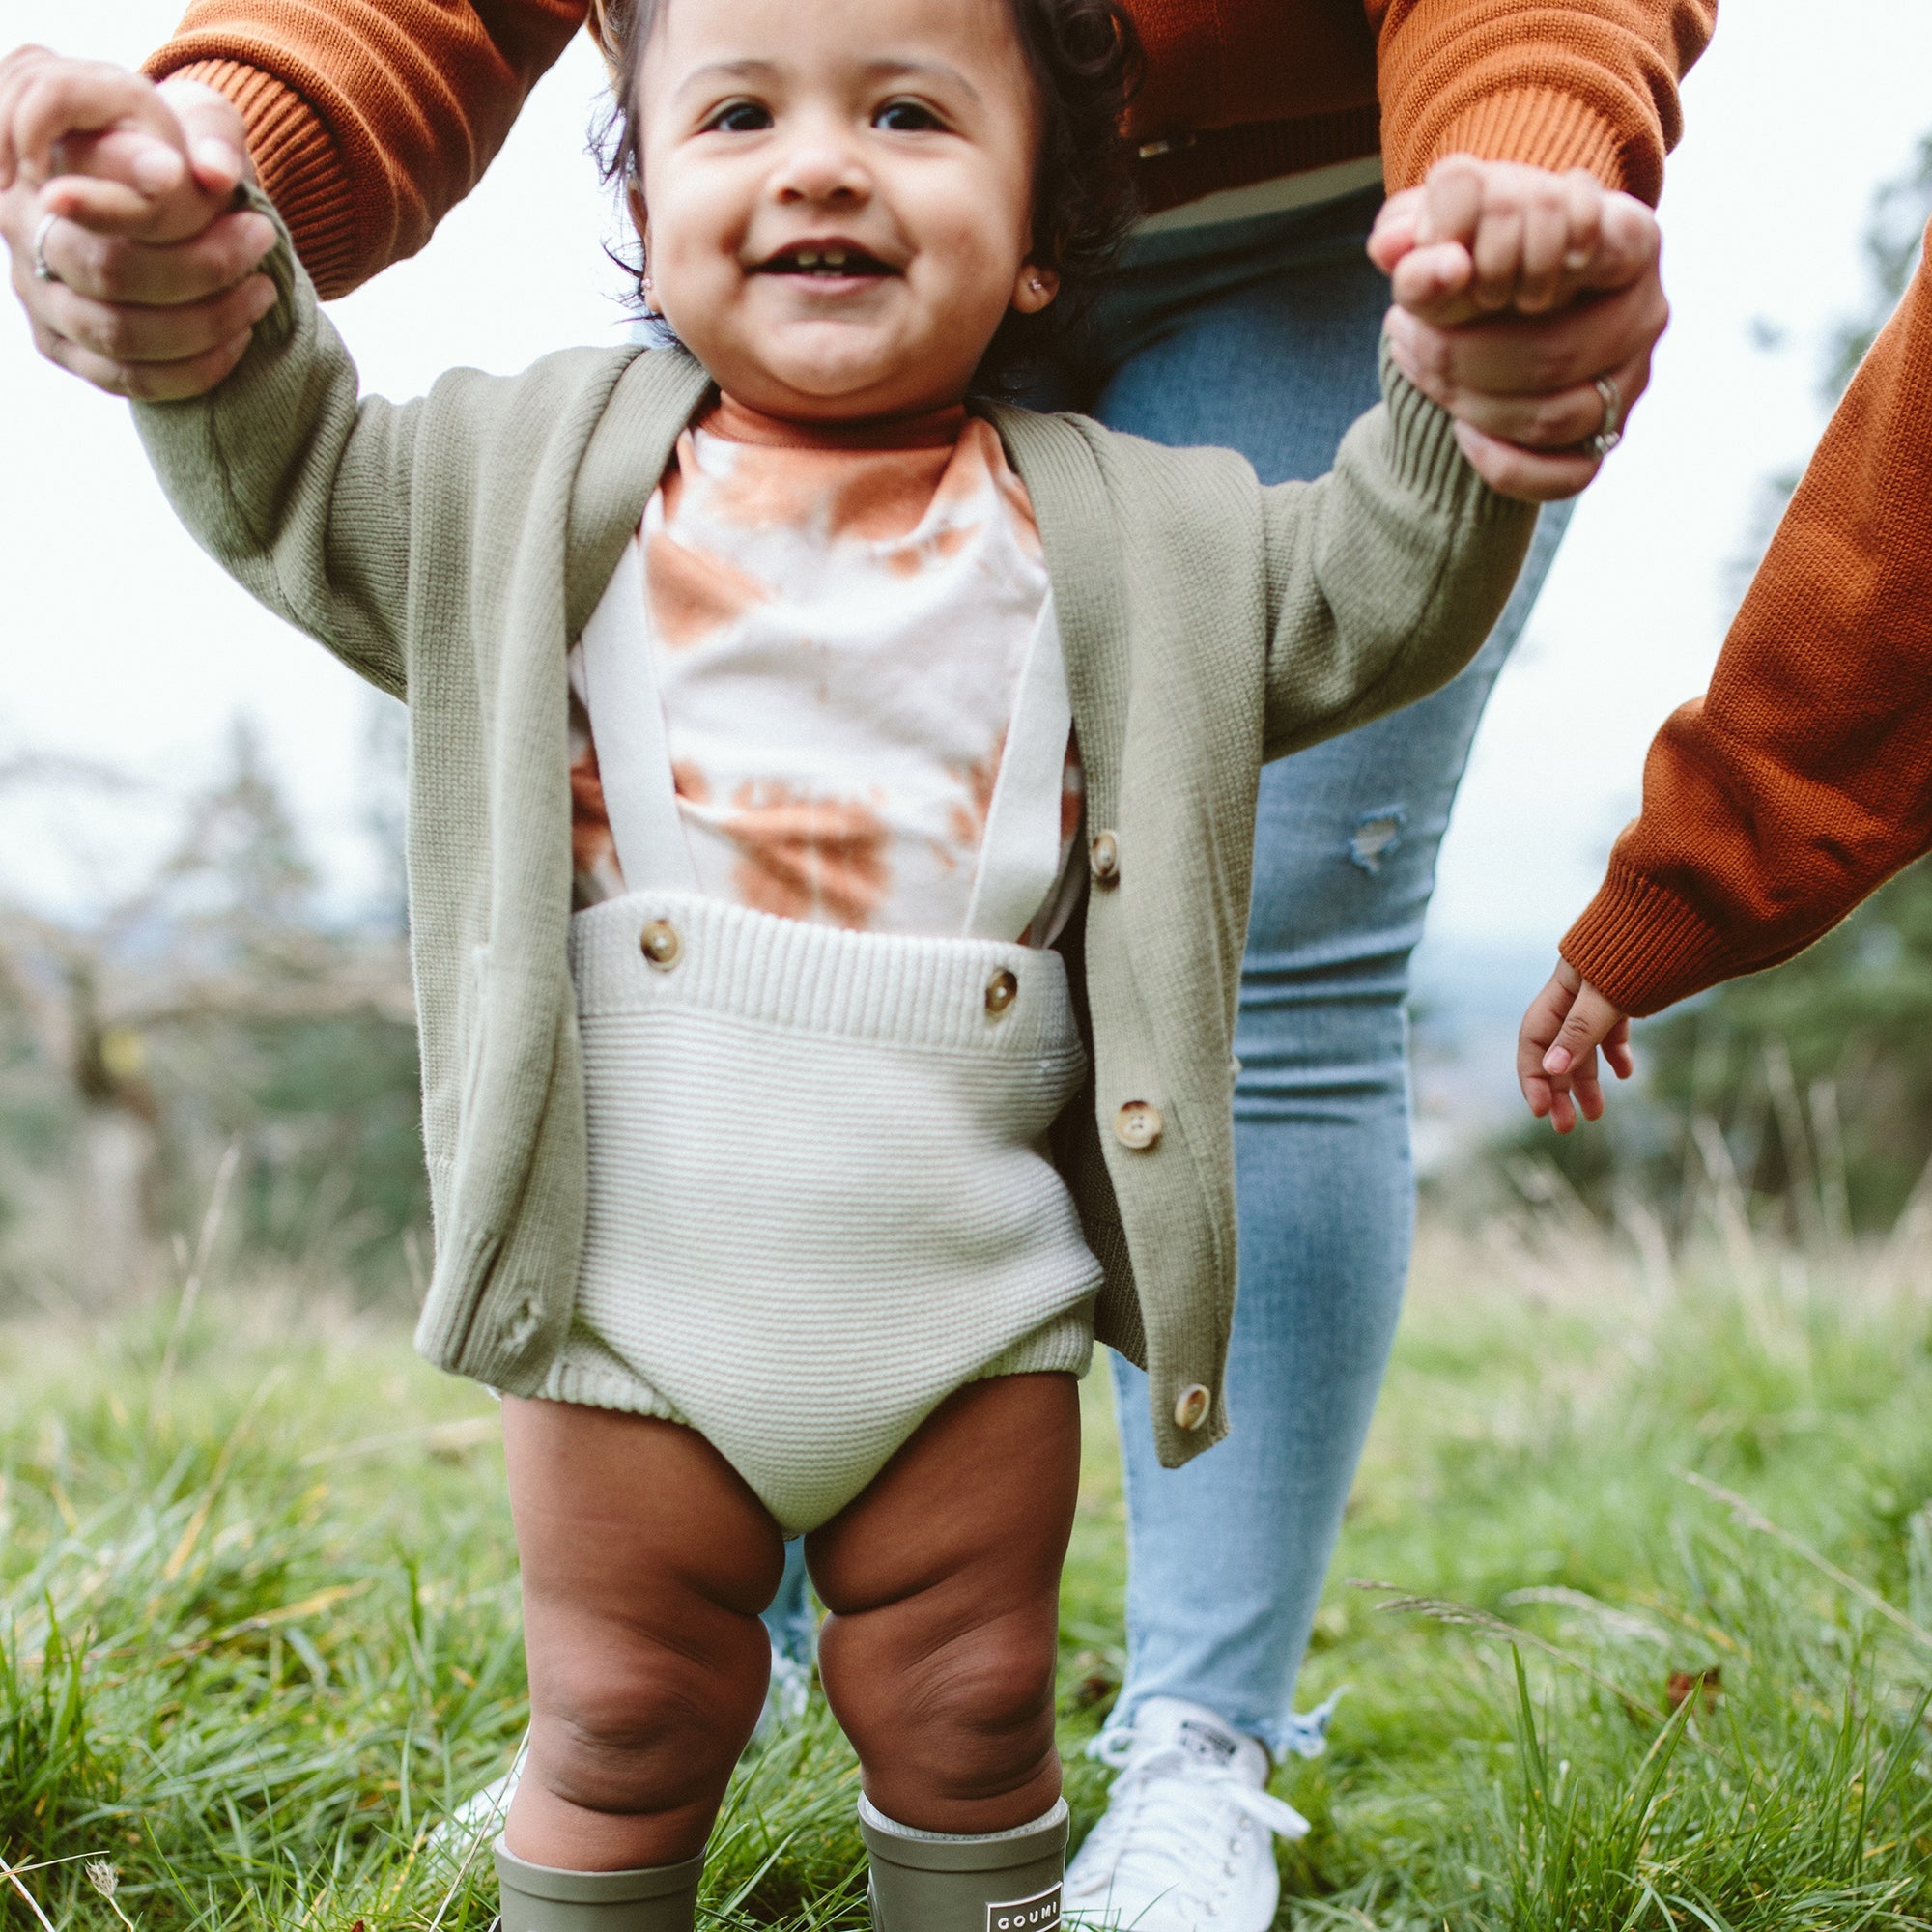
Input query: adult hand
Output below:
<box><xmin>1</xmin><ymin>46</ymin><xmax>276</xmax><ymax>400</ymax></box>
<box><xmin>1370</xmin><ymin>157</ymin><xmax>1668</xmax><ymax>502</ymax></box>
<box><xmin>1517</xmin><ymin>960</ymin><xmax>1633</xmax><ymax>1133</ymax></box>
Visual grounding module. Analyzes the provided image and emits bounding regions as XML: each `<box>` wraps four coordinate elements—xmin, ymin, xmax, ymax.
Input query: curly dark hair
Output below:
<box><xmin>586</xmin><ymin>0</ymin><xmax>1143</xmax><ymax>393</ymax></box>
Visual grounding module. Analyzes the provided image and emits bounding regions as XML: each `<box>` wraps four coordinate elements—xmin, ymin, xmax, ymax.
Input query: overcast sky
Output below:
<box><xmin>5</xmin><ymin>1</ymin><xmax>1932</xmax><ymax>953</ymax></box>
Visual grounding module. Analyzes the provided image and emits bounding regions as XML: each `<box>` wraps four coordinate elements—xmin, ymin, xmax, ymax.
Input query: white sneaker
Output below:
<box><xmin>1063</xmin><ymin>1698</ymin><xmax>1310</xmax><ymax>1932</ymax></box>
<box><xmin>425</xmin><ymin>1732</ymin><xmax>526</xmax><ymax>1867</ymax></box>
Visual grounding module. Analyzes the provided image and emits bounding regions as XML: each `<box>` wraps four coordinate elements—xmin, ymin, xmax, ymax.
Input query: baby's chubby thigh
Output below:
<box><xmin>500</xmin><ymin>1396</ymin><xmax>787</xmax><ymax>1872</ymax></box>
<box><xmin>806</xmin><ymin>1372</ymin><xmax>1081</xmax><ymax>1835</ymax></box>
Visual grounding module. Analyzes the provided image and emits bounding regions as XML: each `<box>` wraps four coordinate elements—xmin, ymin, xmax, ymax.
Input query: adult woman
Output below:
<box><xmin>2</xmin><ymin>4</ymin><xmax>1707</xmax><ymax>1925</ymax></box>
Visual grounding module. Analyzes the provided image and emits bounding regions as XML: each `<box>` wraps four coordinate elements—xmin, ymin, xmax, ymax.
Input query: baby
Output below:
<box><xmin>4</xmin><ymin>2</ymin><xmax>1624</xmax><ymax>1925</ymax></box>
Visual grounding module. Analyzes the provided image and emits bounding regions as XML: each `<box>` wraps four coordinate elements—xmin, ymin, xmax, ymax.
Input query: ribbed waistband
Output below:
<box><xmin>570</xmin><ymin>892</ymin><xmax>1082</xmax><ymax>1062</ymax></box>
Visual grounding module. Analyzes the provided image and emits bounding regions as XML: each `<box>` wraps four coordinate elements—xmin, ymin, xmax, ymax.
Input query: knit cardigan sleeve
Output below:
<box><xmin>145</xmin><ymin>0</ymin><xmax>587</xmax><ymax>298</ymax></box>
<box><xmin>129</xmin><ymin>197</ymin><xmax>418</xmax><ymax>697</ymax></box>
<box><xmin>1256</xmin><ymin>355</ymin><xmax>1536</xmax><ymax>763</ymax></box>
<box><xmin>1560</xmin><ymin>219</ymin><xmax>1932</xmax><ymax>1018</ymax></box>
<box><xmin>1369</xmin><ymin>0</ymin><xmax>1717</xmax><ymax>204</ymax></box>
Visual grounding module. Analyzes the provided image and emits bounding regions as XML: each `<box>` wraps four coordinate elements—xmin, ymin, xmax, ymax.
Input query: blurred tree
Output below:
<box><xmin>0</xmin><ymin>723</ymin><xmax>420</xmax><ymax>1300</ymax></box>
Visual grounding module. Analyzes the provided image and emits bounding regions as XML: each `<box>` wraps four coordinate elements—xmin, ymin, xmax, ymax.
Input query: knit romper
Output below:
<box><xmin>544</xmin><ymin>515</ymin><xmax>1104</xmax><ymax>1534</ymax></box>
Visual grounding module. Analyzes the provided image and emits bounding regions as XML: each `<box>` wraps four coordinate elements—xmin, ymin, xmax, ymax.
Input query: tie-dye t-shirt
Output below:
<box><xmin>567</xmin><ymin>397</ymin><xmax>1083</xmax><ymax>942</ymax></box>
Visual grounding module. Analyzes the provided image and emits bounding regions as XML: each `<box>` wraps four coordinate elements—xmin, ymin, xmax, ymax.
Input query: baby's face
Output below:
<box><xmin>634</xmin><ymin>0</ymin><xmax>1056</xmax><ymax>422</ymax></box>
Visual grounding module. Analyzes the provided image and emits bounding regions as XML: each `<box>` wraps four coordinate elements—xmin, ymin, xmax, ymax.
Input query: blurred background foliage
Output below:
<box><xmin>0</xmin><ymin>703</ymin><xmax>421</xmax><ymax>1305</ymax></box>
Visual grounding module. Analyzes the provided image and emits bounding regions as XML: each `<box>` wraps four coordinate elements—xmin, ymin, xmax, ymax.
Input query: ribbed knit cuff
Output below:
<box><xmin>1559</xmin><ymin>863</ymin><xmax>1737</xmax><ymax>1017</ymax></box>
<box><xmin>147</xmin><ymin>58</ymin><xmax>361</xmax><ymax>298</ymax></box>
<box><xmin>1422</xmin><ymin>88</ymin><xmax>1632</xmax><ymax>197</ymax></box>
<box><xmin>1378</xmin><ymin>350</ymin><xmax>1510</xmax><ymax>522</ymax></box>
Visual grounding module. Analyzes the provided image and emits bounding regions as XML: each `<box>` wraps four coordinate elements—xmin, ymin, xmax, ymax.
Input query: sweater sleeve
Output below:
<box><xmin>1368</xmin><ymin>0</ymin><xmax>1717</xmax><ymax>203</ymax></box>
<box><xmin>1257</xmin><ymin>357</ymin><xmax>1536</xmax><ymax>763</ymax></box>
<box><xmin>131</xmin><ymin>193</ymin><xmax>417</xmax><ymax>697</ymax></box>
<box><xmin>1560</xmin><ymin>222</ymin><xmax>1932</xmax><ymax>1018</ymax></box>
<box><xmin>144</xmin><ymin>0</ymin><xmax>588</xmax><ymax>298</ymax></box>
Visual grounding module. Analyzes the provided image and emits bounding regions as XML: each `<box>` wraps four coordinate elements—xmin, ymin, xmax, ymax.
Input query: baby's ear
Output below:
<box><xmin>625</xmin><ymin>179</ymin><xmax>648</xmax><ymax>245</ymax></box>
<box><xmin>1011</xmin><ymin>263</ymin><xmax>1060</xmax><ymax>314</ymax></box>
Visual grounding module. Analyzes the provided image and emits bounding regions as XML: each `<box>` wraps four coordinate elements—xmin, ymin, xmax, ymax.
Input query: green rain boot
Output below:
<box><xmin>493</xmin><ymin>1838</ymin><xmax>704</xmax><ymax>1932</ymax></box>
<box><xmin>860</xmin><ymin>1797</ymin><xmax>1068</xmax><ymax>1932</ymax></box>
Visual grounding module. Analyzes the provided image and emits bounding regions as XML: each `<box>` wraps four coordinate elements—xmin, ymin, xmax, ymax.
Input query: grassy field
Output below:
<box><xmin>2</xmin><ymin>1206</ymin><xmax>1930</xmax><ymax>1932</ymax></box>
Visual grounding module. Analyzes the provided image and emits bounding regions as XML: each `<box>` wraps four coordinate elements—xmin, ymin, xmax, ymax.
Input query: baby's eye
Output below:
<box><xmin>705</xmin><ymin>99</ymin><xmax>772</xmax><ymax>133</ymax></box>
<box><xmin>872</xmin><ymin>98</ymin><xmax>942</xmax><ymax>132</ymax></box>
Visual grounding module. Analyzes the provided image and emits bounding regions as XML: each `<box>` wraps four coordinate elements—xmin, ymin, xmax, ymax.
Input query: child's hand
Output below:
<box><xmin>1</xmin><ymin>46</ymin><xmax>273</xmax><ymax>397</ymax></box>
<box><xmin>1369</xmin><ymin>156</ymin><xmax>1666</xmax><ymax>502</ymax></box>
<box><xmin>1517</xmin><ymin>961</ymin><xmax>1633</xmax><ymax>1133</ymax></box>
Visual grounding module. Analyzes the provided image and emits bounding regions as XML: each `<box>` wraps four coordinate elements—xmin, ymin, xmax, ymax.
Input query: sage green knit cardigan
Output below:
<box><xmin>134</xmin><ymin>209</ymin><xmax>1534</xmax><ymax>1471</ymax></box>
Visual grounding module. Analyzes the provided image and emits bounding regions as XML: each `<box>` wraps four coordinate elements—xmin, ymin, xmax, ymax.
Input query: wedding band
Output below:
<box><xmin>31</xmin><ymin>211</ymin><xmax>61</xmax><ymax>285</ymax></box>
<box><xmin>1588</xmin><ymin>373</ymin><xmax>1623</xmax><ymax>457</ymax></box>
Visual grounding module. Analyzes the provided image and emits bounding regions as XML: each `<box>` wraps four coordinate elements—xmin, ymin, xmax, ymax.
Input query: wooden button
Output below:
<box><xmin>985</xmin><ymin>968</ymin><xmax>1019</xmax><ymax>1017</ymax></box>
<box><xmin>1173</xmin><ymin>1383</ymin><xmax>1211</xmax><ymax>1432</ymax></box>
<box><xmin>1114</xmin><ymin>1100</ymin><xmax>1162</xmax><ymax>1151</ymax></box>
<box><xmin>1089</xmin><ymin>829</ymin><xmax>1121</xmax><ymax>886</ymax></box>
<box><xmin>639</xmin><ymin>920</ymin><xmax>682</xmax><ymax>969</ymax></box>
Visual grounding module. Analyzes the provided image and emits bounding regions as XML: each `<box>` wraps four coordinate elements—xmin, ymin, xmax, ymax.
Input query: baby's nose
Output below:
<box><xmin>771</xmin><ymin>125</ymin><xmax>870</xmax><ymax>203</ymax></box>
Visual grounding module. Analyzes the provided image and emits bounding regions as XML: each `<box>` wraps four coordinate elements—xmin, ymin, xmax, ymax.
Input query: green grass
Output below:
<box><xmin>2</xmin><ymin>1213</ymin><xmax>1930</xmax><ymax>1931</ymax></box>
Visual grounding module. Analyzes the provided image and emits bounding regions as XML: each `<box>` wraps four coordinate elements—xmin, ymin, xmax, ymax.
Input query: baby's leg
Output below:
<box><xmin>500</xmin><ymin>1397</ymin><xmax>786</xmax><ymax>1872</ymax></box>
<box><xmin>807</xmin><ymin>1372</ymin><xmax>1080</xmax><ymax>1831</ymax></box>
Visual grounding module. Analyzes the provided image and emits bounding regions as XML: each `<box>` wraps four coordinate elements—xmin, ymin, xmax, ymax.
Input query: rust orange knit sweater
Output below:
<box><xmin>1562</xmin><ymin>216</ymin><xmax>1932</xmax><ymax>1018</ymax></box>
<box><xmin>146</xmin><ymin>0</ymin><xmax>1714</xmax><ymax>300</ymax></box>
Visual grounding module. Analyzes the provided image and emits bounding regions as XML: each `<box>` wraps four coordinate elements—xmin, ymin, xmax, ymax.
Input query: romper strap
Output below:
<box><xmin>579</xmin><ymin>535</ymin><xmax>701</xmax><ymax>895</ymax></box>
<box><xmin>966</xmin><ymin>591</ymin><xmax>1073</xmax><ymax>944</ymax></box>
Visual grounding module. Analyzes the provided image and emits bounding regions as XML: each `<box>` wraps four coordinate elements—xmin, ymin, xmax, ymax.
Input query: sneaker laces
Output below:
<box><xmin>1070</xmin><ymin>1733</ymin><xmax>1310</xmax><ymax>1922</ymax></box>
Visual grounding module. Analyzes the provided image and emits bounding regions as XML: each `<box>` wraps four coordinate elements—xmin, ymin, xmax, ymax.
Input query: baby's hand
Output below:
<box><xmin>1517</xmin><ymin>961</ymin><xmax>1633</xmax><ymax>1134</ymax></box>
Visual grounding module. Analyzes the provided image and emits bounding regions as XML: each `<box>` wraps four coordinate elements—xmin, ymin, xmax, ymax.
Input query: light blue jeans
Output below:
<box><xmin>761</xmin><ymin>189</ymin><xmax>1568</xmax><ymax>1743</ymax></box>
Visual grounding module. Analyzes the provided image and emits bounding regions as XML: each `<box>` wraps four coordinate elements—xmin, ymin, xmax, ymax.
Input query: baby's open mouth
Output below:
<box><xmin>753</xmin><ymin>244</ymin><xmax>896</xmax><ymax>277</ymax></box>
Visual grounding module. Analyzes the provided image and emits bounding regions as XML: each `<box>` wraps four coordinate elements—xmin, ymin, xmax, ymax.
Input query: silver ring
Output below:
<box><xmin>31</xmin><ymin>210</ymin><xmax>61</xmax><ymax>285</ymax></box>
<box><xmin>1588</xmin><ymin>373</ymin><xmax>1623</xmax><ymax>457</ymax></box>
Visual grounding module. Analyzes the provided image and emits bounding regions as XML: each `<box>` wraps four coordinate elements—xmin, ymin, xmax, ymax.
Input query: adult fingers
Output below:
<box><xmin>1386</xmin><ymin>270</ymin><xmax>1667</xmax><ymax>403</ymax></box>
<box><xmin>1541</xmin><ymin>980</ymin><xmax>1630</xmax><ymax>1080</ymax></box>
<box><xmin>1387</xmin><ymin>240</ymin><xmax>1474</xmax><ymax>314</ymax></box>
<box><xmin>22</xmin><ymin>202</ymin><xmax>275</xmax><ymax>304</ymax></box>
<box><xmin>1389</xmin><ymin>327</ymin><xmax>1652</xmax><ymax>452</ymax></box>
<box><xmin>1573</xmin><ymin>191</ymin><xmax>1661</xmax><ymax>295</ymax></box>
<box><xmin>158</xmin><ymin>77</ymin><xmax>253</xmax><ymax>193</ymax></box>
<box><xmin>1511</xmin><ymin>187</ymin><xmax>1571</xmax><ymax>314</ymax></box>
<box><xmin>31</xmin><ymin>265</ymin><xmax>275</xmax><ymax>369</ymax></box>
<box><xmin>7</xmin><ymin>59</ymin><xmax>185</xmax><ymax>190</ymax></box>
<box><xmin>1603</xmin><ymin>1016</ymin><xmax>1634</xmax><ymax>1082</ymax></box>
<box><xmin>1365</xmin><ymin>185</ymin><xmax>1423</xmax><ymax>274</ymax></box>
<box><xmin>1415</xmin><ymin>153</ymin><xmax>1485</xmax><ymax>246</ymax></box>
<box><xmin>0</xmin><ymin>44</ymin><xmax>60</xmax><ymax>186</ymax></box>
<box><xmin>1518</xmin><ymin>965</ymin><xmax>1581</xmax><ymax>1119</ymax></box>
<box><xmin>28</xmin><ymin>307</ymin><xmax>255</xmax><ymax>400</ymax></box>
<box><xmin>1451</xmin><ymin>420</ymin><xmax>1602</xmax><ymax>502</ymax></box>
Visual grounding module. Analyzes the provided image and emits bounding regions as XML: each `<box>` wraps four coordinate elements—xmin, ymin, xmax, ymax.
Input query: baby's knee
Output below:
<box><xmin>532</xmin><ymin>1632</ymin><xmax>770</xmax><ymax>1816</ymax></box>
<box><xmin>830</xmin><ymin>1605</ymin><xmax>1060</xmax><ymax>1799</ymax></box>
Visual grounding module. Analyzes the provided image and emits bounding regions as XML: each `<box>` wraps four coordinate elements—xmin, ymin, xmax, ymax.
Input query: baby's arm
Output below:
<box><xmin>1253</xmin><ymin>360</ymin><xmax>1536</xmax><ymax>763</ymax></box>
<box><xmin>129</xmin><ymin>196</ymin><xmax>416</xmax><ymax>696</ymax></box>
<box><xmin>1517</xmin><ymin>964</ymin><xmax>1633</xmax><ymax>1134</ymax></box>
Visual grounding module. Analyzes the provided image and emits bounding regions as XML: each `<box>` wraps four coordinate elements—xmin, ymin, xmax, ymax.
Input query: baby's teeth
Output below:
<box><xmin>824</xmin><ymin>249</ymin><xmax>847</xmax><ymax>267</ymax></box>
<box><xmin>797</xmin><ymin>249</ymin><xmax>819</xmax><ymax>268</ymax></box>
